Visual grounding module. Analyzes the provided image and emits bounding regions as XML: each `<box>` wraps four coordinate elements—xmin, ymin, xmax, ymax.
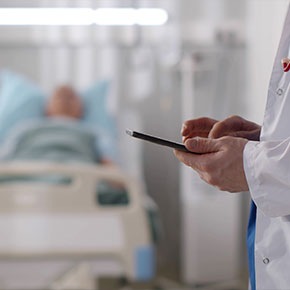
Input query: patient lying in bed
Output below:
<box><xmin>0</xmin><ymin>85</ymin><xmax>133</xmax><ymax>205</ymax></box>
<box><xmin>0</xmin><ymin>85</ymin><xmax>115</xmax><ymax>165</ymax></box>
<box><xmin>0</xmin><ymin>82</ymin><xmax>160</xmax><ymax>240</ymax></box>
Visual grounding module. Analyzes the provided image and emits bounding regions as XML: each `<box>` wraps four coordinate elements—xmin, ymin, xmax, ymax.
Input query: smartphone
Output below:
<box><xmin>126</xmin><ymin>129</ymin><xmax>197</xmax><ymax>154</ymax></box>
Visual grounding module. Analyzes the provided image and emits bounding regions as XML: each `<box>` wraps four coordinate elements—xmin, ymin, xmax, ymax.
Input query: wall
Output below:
<box><xmin>246</xmin><ymin>0</ymin><xmax>289</xmax><ymax>123</ymax></box>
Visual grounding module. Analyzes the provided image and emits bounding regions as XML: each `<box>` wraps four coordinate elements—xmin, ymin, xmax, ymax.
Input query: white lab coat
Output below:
<box><xmin>243</xmin><ymin>5</ymin><xmax>290</xmax><ymax>289</ymax></box>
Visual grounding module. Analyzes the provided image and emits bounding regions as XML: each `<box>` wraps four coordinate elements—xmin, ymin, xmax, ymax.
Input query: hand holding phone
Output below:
<box><xmin>126</xmin><ymin>129</ymin><xmax>200</xmax><ymax>154</ymax></box>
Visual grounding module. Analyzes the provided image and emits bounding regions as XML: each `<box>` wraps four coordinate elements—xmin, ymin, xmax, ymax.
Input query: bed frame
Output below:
<box><xmin>0</xmin><ymin>161</ymin><xmax>155</xmax><ymax>290</ymax></box>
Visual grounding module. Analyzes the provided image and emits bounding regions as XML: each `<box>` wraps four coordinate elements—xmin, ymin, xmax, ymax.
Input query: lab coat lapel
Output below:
<box><xmin>268</xmin><ymin>5</ymin><xmax>290</xmax><ymax>91</ymax></box>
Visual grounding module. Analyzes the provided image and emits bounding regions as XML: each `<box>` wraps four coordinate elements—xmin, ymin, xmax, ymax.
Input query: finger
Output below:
<box><xmin>181</xmin><ymin>117</ymin><xmax>218</xmax><ymax>136</ymax></box>
<box><xmin>183</xmin><ymin>131</ymin><xmax>211</xmax><ymax>142</ymax></box>
<box><xmin>229</xmin><ymin>129</ymin><xmax>261</xmax><ymax>141</ymax></box>
<box><xmin>174</xmin><ymin>149</ymin><xmax>205</xmax><ymax>171</ymax></box>
<box><xmin>185</xmin><ymin>137</ymin><xmax>221</xmax><ymax>154</ymax></box>
<box><xmin>208</xmin><ymin>116</ymin><xmax>243</xmax><ymax>139</ymax></box>
<box><xmin>209</xmin><ymin>115</ymin><xmax>259</xmax><ymax>139</ymax></box>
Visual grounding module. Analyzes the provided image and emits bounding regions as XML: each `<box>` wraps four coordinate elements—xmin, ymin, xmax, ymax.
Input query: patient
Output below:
<box><xmin>0</xmin><ymin>84</ymin><xmax>128</xmax><ymax>203</ymax></box>
<box><xmin>46</xmin><ymin>85</ymin><xmax>113</xmax><ymax>165</ymax></box>
<box><xmin>0</xmin><ymin>85</ymin><xmax>116</xmax><ymax>165</ymax></box>
<box><xmin>46</xmin><ymin>86</ymin><xmax>83</xmax><ymax>120</ymax></box>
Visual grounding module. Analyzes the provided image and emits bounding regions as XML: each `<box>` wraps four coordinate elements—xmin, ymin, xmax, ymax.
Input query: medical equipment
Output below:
<box><xmin>0</xmin><ymin>161</ymin><xmax>155</xmax><ymax>290</ymax></box>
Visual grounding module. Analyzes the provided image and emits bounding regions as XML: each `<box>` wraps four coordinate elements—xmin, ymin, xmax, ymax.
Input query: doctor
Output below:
<box><xmin>174</xmin><ymin>4</ymin><xmax>290</xmax><ymax>290</ymax></box>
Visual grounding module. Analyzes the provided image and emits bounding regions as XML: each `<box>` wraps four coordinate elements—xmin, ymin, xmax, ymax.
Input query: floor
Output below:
<box><xmin>99</xmin><ymin>277</ymin><xmax>247</xmax><ymax>290</ymax></box>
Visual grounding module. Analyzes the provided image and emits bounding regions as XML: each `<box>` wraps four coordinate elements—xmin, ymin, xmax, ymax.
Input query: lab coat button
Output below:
<box><xmin>277</xmin><ymin>88</ymin><xmax>283</xmax><ymax>96</ymax></box>
<box><xmin>263</xmin><ymin>258</ymin><xmax>270</xmax><ymax>264</ymax></box>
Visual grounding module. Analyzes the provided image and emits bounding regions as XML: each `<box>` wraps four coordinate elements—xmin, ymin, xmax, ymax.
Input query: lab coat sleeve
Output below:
<box><xmin>243</xmin><ymin>138</ymin><xmax>290</xmax><ymax>217</ymax></box>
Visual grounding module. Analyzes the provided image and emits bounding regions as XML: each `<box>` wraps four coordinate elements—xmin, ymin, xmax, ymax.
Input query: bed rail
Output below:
<box><xmin>0</xmin><ymin>161</ymin><xmax>154</xmax><ymax>285</ymax></box>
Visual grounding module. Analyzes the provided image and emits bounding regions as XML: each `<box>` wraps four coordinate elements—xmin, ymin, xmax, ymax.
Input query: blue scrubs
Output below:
<box><xmin>247</xmin><ymin>200</ymin><xmax>257</xmax><ymax>290</ymax></box>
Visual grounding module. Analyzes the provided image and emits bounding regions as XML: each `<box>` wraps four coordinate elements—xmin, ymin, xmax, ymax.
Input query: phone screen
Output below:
<box><xmin>126</xmin><ymin>129</ymin><xmax>197</xmax><ymax>154</ymax></box>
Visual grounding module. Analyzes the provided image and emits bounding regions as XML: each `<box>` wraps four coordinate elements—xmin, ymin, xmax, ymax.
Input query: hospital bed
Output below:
<box><xmin>0</xmin><ymin>23</ymin><xmax>157</xmax><ymax>288</ymax></box>
<box><xmin>0</xmin><ymin>161</ymin><xmax>155</xmax><ymax>290</ymax></box>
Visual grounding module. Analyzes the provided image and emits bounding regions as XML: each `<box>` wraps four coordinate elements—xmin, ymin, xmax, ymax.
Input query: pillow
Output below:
<box><xmin>81</xmin><ymin>80</ymin><xmax>118</xmax><ymax>162</ymax></box>
<box><xmin>0</xmin><ymin>70</ymin><xmax>45</xmax><ymax>142</ymax></box>
<box><xmin>81</xmin><ymin>80</ymin><xmax>115</xmax><ymax>134</ymax></box>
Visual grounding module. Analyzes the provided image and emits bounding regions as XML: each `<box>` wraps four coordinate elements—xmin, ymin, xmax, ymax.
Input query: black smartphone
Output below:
<box><xmin>126</xmin><ymin>129</ymin><xmax>197</xmax><ymax>154</ymax></box>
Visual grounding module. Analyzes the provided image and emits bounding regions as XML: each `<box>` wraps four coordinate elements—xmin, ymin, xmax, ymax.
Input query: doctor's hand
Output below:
<box><xmin>174</xmin><ymin>136</ymin><xmax>249</xmax><ymax>193</ymax></box>
<box><xmin>182</xmin><ymin>115</ymin><xmax>261</xmax><ymax>141</ymax></box>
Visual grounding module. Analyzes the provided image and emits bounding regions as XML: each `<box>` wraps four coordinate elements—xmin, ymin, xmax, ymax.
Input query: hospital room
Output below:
<box><xmin>0</xmin><ymin>0</ymin><xmax>288</xmax><ymax>289</ymax></box>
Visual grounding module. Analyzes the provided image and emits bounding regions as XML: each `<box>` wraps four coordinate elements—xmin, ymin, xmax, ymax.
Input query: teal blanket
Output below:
<box><xmin>1</xmin><ymin>118</ymin><xmax>100</xmax><ymax>163</ymax></box>
<box><xmin>0</xmin><ymin>119</ymin><xmax>131</xmax><ymax>207</ymax></box>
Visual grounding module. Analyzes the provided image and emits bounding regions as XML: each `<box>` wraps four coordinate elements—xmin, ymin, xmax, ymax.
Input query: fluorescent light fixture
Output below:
<box><xmin>0</xmin><ymin>8</ymin><xmax>94</xmax><ymax>25</ymax></box>
<box><xmin>0</xmin><ymin>8</ymin><xmax>168</xmax><ymax>26</ymax></box>
<box><xmin>95</xmin><ymin>8</ymin><xmax>136</xmax><ymax>26</ymax></box>
<box><xmin>136</xmin><ymin>8</ymin><xmax>168</xmax><ymax>26</ymax></box>
<box><xmin>95</xmin><ymin>8</ymin><xmax>168</xmax><ymax>26</ymax></box>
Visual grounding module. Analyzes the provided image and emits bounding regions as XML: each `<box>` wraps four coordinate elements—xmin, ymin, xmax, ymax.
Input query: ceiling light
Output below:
<box><xmin>0</xmin><ymin>8</ymin><xmax>94</xmax><ymax>25</ymax></box>
<box><xmin>0</xmin><ymin>8</ymin><xmax>168</xmax><ymax>26</ymax></box>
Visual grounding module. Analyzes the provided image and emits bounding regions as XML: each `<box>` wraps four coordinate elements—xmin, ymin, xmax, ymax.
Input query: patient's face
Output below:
<box><xmin>47</xmin><ymin>86</ymin><xmax>83</xmax><ymax>119</ymax></box>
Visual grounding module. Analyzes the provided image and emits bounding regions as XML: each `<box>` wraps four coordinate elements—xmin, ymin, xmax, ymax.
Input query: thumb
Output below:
<box><xmin>185</xmin><ymin>137</ymin><xmax>220</xmax><ymax>154</ymax></box>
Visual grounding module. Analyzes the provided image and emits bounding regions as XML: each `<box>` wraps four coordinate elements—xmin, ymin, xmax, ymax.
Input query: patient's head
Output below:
<box><xmin>46</xmin><ymin>86</ymin><xmax>83</xmax><ymax>119</ymax></box>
